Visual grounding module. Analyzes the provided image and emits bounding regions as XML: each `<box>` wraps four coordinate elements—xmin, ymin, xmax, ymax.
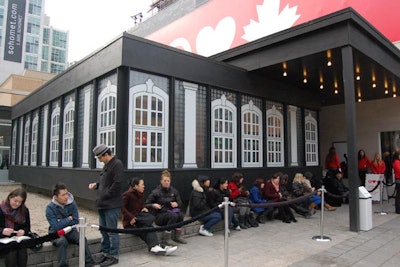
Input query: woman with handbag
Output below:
<box><xmin>122</xmin><ymin>177</ymin><xmax>177</xmax><ymax>256</ymax></box>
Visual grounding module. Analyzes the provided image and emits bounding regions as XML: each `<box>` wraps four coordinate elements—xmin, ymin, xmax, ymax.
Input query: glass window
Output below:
<box><xmin>52</xmin><ymin>30</ymin><xmax>67</xmax><ymax>48</ymax></box>
<box><xmin>23</xmin><ymin>117</ymin><xmax>30</xmax><ymax>165</ymax></box>
<box><xmin>62</xmin><ymin>96</ymin><xmax>75</xmax><ymax>167</ymax></box>
<box><xmin>27</xmin><ymin>16</ymin><xmax>41</xmax><ymax>35</ymax></box>
<box><xmin>128</xmin><ymin>71</ymin><xmax>169</xmax><ymax>169</ymax></box>
<box><xmin>24</xmin><ymin>55</ymin><xmax>38</xmax><ymax>70</ymax></box>
<box><xmin>50</xmin><ymin>102</ymin><xmax>60</xmax><ymax>166</ymax></box>
<box><xmin>305</xmin><ymin>110</ymin><xmax>319</xmax><ymax>166</ymax></box>
<box><xmin>28</xmin><ymin>0</ymin><xmax>42</xmax><ymax>16</ymax></box>
<box><xmin>25</xmin><ymin>35</ymin><xmax>39</xmax><ymax>54</ymax></box>
<box><xmin>42</xmin><ymin>28</ymin><xmax>50</xmax><ymax>45</ymax></box>
<box><xmin>211</xmin><ymin>92</ymin><xmax>237</xmax><ymax>168</ymax></box>
<box><xmin>266</xmin><ymin>101</ymin><xmax>284</xmax><ymax>167</ymax></box>
<box><xmin>241</xmin><ymin>96</ymin><xmax>263</xmax><ymax>167</ymax></box>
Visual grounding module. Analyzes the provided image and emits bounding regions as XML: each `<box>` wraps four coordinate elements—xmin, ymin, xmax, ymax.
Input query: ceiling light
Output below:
<box><xmin>320</xmin><ymin>84</ymin><xmax>324</xmax><ymax>89</ymax></box>
<box><xmin>394</xmin><ymin>93</ymin><xmax>397</xmax><ymax>98</ymax></box>
<box><xmin>334</xmin><ymin>89</ymin><xmax>338</xmax><ymax>94</ymax></box>
<box><xmin>385</xmin><ymin>89</ymin><xmax>389</xmax><ymax>94</ymax></box>
<box><xmin>303</xmin><ymin>78</ymin><xmax>307</xmax><ymax>83</ymax></box>
<box><xmin>283</xmin><ymin>71</ymin><xmax>287</xmax><ymax>77</ymax></box>
<box><xmin>372</xmin><ymin>83</ymin><xmax>376</xmax><ymax>88</ymax></box>
<box><xmin>358</xmin><ymin>98</ymin><xmax>362</xmax><ymax>102</ymax></box>
<box><xmin>327</xmin><ymin>60</ymin><xmax>332</xmax><ymax>67</ymax></box>
<box><xmin>356</xmin><ymin>75</ymin><xmax>360</xmax><ymax>80</ymax></box>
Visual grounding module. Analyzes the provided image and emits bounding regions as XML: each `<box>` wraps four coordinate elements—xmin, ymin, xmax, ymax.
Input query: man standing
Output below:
<box><xmin>89</xmin><ymin>144</ymin><xmax>124</xmax><ymax>267</ymax></box>
<box><xmin>46</xmin><ymin>182</ymin><xmax>95</xmax><ymax>267</ymax></box>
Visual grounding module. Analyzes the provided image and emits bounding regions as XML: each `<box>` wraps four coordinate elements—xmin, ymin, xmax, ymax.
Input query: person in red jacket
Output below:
<box><xmin>358</xmin><ymin>149</ymin><xmax>371</xmax><ymax>186</ymax></box>
<box><xmin>325</xmin><ymin>146</ymin><xmax>341</xmax><ymax>178</ymax></box>
<box><xmin>392</xmin><ymin>151</ymin><xmax>400</xmax><ymax>214</ymax></box>
<box><xmin>370</xmin><ymin>152</ymin><xmax>386</xmax><ymax>174</ymax></box>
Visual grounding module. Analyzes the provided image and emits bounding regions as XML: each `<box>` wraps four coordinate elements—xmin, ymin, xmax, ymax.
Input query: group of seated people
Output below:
<box><xmin>190</xmin><ymin>170</ymin><xmax>348</xmax><ymax>236</ymax></box>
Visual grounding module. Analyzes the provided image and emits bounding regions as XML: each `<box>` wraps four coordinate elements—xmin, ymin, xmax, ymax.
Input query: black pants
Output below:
<box><xmin>359</xmin><ymin>169</ymin><xmax>367</xmax><ymax>186</ymax></box>
<box><xmin>134</xmin><ymin>212</ymin><xmax>158</xmax><ymax>249</ymax></box>
<box><xmin>5</xmin><ymin>248</ymin><xmax>27</xmax><ymax>267</ymax></box>
<box><xmin>395</xmin><ymin>183</ymin><xmax>400</xmax><ymax>214</ymax></box>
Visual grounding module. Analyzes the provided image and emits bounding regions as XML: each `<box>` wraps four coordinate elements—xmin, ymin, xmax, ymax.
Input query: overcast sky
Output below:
<box><xmin>45</xmin><ymin>0</ymin><xmax>153</xmax><ymax>62</ymax></box>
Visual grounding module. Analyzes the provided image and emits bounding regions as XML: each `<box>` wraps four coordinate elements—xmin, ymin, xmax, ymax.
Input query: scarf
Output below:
<box><xmin>0</xmin><ymin>200</ymin><xmax>26</xmax><ymax>229</ymax></box>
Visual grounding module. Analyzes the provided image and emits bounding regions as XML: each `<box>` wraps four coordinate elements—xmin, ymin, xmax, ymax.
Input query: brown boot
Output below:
<box><xmin>172</xmin><ymin>228</ymin><xmax>187</xmax><ymax>244</ymax></box>
<box><xmin>309</xmin><ymin>203</ymin><xmax>317</xmax><ymax>214</ymax></box>
<box><xmin>162</xmin><ymin>231</ymin><xmax>177</xmax><ymax>246</ymax></box>
<box><xmin>325</xmin><ymin>204</ymin><xmax>336</xmax><ymax>211</ymax></box>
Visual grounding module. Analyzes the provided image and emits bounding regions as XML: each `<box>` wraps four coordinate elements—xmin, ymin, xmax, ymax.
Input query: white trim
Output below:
<box><xmin>23</xmin><ymin>118</ymin><xmax>31</xmax><ymax>166</ymax></box>
<box><xmin>62</xmin><ymin>98</ymin><xmax>75</xmax><ymax>167</ymax></box>
<box><xmin>288</xmin><ymin>105</ymin><xmax>298</xmax><ymax>166</ymax></box>
<box><xmin>31</xmin><ymin>114</ymin><xmax>39</xmax><ymax>166</ymax></box>
<box><xmin>50</xmin><ymin>104</ymin><xmax>60</xmax><ymax>166</ymax></box>
<box><xmin>41</xmin><ymin>105</ymin><xmax>48</xmax><ymax>166</ymax></box>
<box><xmin>305</xmin><ymin>112</ymin><xmax>319</xmax><ymax>166</ymax></box>
<box><xmin>81</xmin><ymin>88</ymin><xmax>91</xmax><ymax>168</ymax></box>
<box><xmin>182</xmin><ymin>82</ymin><xmax>198</xmax><ymax>168</ymax></box>
<box><xmin>241</xmin><ymin>100</ymin><xmax>263</xmax><ymax>167</ymax></box>
<box><xmin>266</xmin><ymin>105</ymin><xmax>284</xmax><ymax>167</ymax></box>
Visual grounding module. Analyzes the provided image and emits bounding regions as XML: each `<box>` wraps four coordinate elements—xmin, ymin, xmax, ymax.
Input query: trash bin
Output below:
<box><xmin>359</xmin><ymin>186</ymin><xmax>372</xmax><ymax>231</ymax></box>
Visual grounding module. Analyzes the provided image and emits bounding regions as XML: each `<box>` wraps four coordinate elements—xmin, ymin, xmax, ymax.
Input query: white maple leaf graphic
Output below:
<box><xmin>242</xmin><ymin>0</ymin><xmax>301</xmax><ymax>42</ymax></box>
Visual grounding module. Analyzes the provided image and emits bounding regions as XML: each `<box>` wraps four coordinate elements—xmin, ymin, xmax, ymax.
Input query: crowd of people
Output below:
<box><xmin>2</xmin><ymin>143</ymin><xmax>400</xmax><ymax>267</ymax></box>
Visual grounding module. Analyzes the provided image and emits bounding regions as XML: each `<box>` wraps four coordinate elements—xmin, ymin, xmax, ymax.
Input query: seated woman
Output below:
<box><xmin>211</xmin><ymin>177</ymin><xmax>241</xmax><ymax>230</ymax></box>
<box><xmin>122</xmin><ymin>177</ymin><xmax>177</xmax><ymax>256</ymax></box>
<box><xmin>228</xmin><ymin>172</ymin><xmax>253</xmax><ymax>229</ymax></box>
<box><xmin>292</xmin><ymin>173</ymin><xmax>336</xmax><ymax>213</ymax></box>
<box><xmin>280</xmin><ymin>174</ymin><xmax>311</xmax><ymax>218</ymax></box>
<box><xmin>264</xmin><ymin>173</ymin><xmax>297</xmax><ymax>223</ymax></box>
<box><xmin>249</xmin><ymin>178</ymin><xmax>273</xmax><ymax>223</ymax></box>
<box><xmin>145</xmin><ymin>170</ymin><xmax>187</xmax><ymax>246</ymax></box>
<box><xmin>189</xmin><ymin>175</ymin><xmax>222</xmax><ymax>237</ymax></box>
<box><xmin>324</xmin><ymin>170</ymin><xmax>349</xmax><ymax>207</ymax></box>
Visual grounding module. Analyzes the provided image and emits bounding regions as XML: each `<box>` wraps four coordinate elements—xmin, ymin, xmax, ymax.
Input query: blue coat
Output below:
<box><xmin>249</xmin><ymin>186</ymin><xmax>266</xmax><ymax>213</ymax></box>
<box><xmin>45</xmin><ymin>193</ymin><xmax>79</xmax><ymax>233</ymax></box>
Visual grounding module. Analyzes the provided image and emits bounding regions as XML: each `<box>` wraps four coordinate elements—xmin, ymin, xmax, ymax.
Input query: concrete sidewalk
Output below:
<box><xmin>115</xmin><ymin>200</ymin><xmax>399</xmax><ymax>267</ymax></box>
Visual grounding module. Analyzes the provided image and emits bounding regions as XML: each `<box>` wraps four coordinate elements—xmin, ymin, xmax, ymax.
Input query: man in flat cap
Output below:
<box><xmin>89</xmin><ymin>144</ymin><xmax>124</xmax><ymax>267</ymax></box>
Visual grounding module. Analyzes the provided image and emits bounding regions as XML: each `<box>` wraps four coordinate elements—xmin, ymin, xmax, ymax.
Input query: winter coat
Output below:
<box><xmin>189</xmin><ymin>180</ymin><xmax>212</xmax><ymax>217</ymax></box>
<box><xmin>249</xmin><ymin>185</ymin><xmax>266</xmax><ymax>213</ymax></box>
<box><xmin>227</xmin><ymin>182</ymin><xmax>240</xmax><ymax>201</ymax></box>
<box><xmin>264</xmin><ymin>180</ymin><xmax>281</xmax><ymax>202</ymax></box>
<box><xmin>146</xmin><ymin>185</ymin><xmax>183</xmax><ymax>215</ymax></box>
<box><xmin>0</xmin><ymin>205</ymin><xmax>30</xmax><ymax>238</ymax></box>
<box><xmin>94</xmin><ymin>156</ymin><xmax>124</xmax><ymax>210</ymax></box>
<box><xmin>121</xmin><ymin>187</ymin><xmax>149</xmax><ymax>228</ymax></box>
<box><xmin>45</xmin><ymin>192</ymin><xmax>79</xmax><ymax>233</ymax></box>
<box><xmin>292</xmin><ymin>180</ymin><xmax>313</xmax><ymax>197</ymax></box>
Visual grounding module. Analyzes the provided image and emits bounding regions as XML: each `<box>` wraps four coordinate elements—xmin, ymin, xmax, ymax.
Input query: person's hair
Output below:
<box><xmin>253</xmin><ymin>178</ymin><xmax>265</xmax><ymax>188</ymax></box>
<box><xmin>393</xmin><ymin>151</ymin><xmax>400</xmax><ymax>163</ymax></box>
<box><xmin>231</xmin><ymin>172</ymin><xmax>244</xmax><ymax>185</ymax></box>
<box><xmin>52</xmin><ymin>182</ymin><xmax>68</xmax><ymax>196</ymax></box>
<box><xmin>129</xmin><ymin>177</ymin><xmax>143</xmax><ymax>187</ymax></box>
<box><xmin>7</xmin><ymin>188</ymin><xmax>27</xmax><ymax>207</ymax></box>
<box><xmin>293</xmin><ymin>173</ymin><xmax>304</xmax><ymax>184</ymax></box>
<box><xmin>327</xmin><ymin>146</ymin><xmax>336</xmax><ymax>161</ymax></box>
<box><xmin>372</xmin><ymin>153</ymin><xmax>383</xmax><ymax>165</ymax></box>
<box><xmin>160</xmin><ymin>170</ymin><xmax>171</xmax><ymax>180</ymax></box>
<box><xmin>272</xmin><ymin>172</ymin><xmax>282</xmax><ymax>179</ymax></box>
<box><xmin>213</xmin><ymin>177</ymin><xmax>229</xmax><ymax>189</ymax></box>
<box><xmin>358</xmin><ymin>149</ymin><xmax>366</xmax><ymax>160</ymax></box>
<box><xmin>280</xmin><ymin>174</ymin><xmax>289</xmax><ymax>186</ymax></box>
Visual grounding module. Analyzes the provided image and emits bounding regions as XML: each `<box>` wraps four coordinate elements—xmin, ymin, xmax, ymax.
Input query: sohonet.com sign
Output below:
<box><xmin>4</xmin><ymin>0</ymin><xmax>26</xmax><ymax>63</ymax></box>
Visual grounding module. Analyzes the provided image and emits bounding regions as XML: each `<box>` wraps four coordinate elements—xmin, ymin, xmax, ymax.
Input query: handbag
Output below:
<box><xmin>28</xmin><ymin>232</ymin><xmax>43</xmax><ymax>251</ymax></box>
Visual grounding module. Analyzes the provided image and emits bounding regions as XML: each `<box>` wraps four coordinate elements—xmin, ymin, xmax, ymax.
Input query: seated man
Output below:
<box><xmin>324</xmin><ymin>170</ymin><xmax>349</xmax><ymax>207</ymax></box>
<box><xmin>46</xmin><ymin>182</ymin><xmax>95</xmax><ymax>267</ymax></box>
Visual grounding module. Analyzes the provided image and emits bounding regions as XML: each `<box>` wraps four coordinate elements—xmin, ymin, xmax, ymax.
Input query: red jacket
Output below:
<box><xmin>393</xmin><ymin>159</ymin><xmax>400</xmax><ymax>179</ymax></box>
<box><xmin>325</xmin><ymin>153</ymin><xmax>341</xmax><ymax>170</ymax></box>
<box><xmin>358</xmin><ymin>157</ymin><xmax>371</xmax><ymax>170</ymax></box>
<box><xmin>228</xmin><ymin>182</ymin><xmax>241</xmax><ymax>201</ymax></box>
<box><xmin>121</xmin><ymin>187</ymin><xmax>144</xmax><ymax>228</ymax></box>
<box><xmin>264</xmin><ymin>180</ymin><xmax>281</xmax><ymax>202</ymax></box>
<box><xmin>370</xmin><ymin>161</ymin><xmax>386</xmax><ymax>174</ymax></box>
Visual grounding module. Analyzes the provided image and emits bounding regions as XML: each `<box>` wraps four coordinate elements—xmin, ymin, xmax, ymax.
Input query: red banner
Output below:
<box><xmin>146</xmin><ymin>0</ymin><xmax>400</xmax><ymax>56</ymax></box>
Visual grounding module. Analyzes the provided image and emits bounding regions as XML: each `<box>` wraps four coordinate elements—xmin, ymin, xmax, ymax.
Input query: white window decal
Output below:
<box><xmin>31</xmin><ymin>114</ymin><xmax>39</xmax><ymax>166</ymax></box>
<box><xmin>305</xmin><ymin>112</ymin><xmax>319</xmax><ymax>166</ymax></box>
<box><xmin>50</xmin><ymin>104</ymin><xmax>60</xmax><ymax>166</ymax></box>
<box><xmin>62</xmin><ymin>98</ymin><xmax>75</xmax><ymax>167</ymax></box>
<box><xmin>128</xmin><ymin>79</ymin><xmax>169</xmax><ymax>169</ymax></box>
<box><xmin>266</xmin><ymin>105</ymin><xmax>284</xmax><ymax>167</ymax></box>
<box><xmin>23</xmin><ymin>118</ymin><xmax>30</xmax><ymax>165</ymax></box>
<box><xmin>212</xmin><ymin>94</ymin><xmax>237</xmax><ymax>168</ymax></box>
<box><xmin>242</xmin><ymin>100</ymin><xmax>263</xmax><ymax>167</ymax></box>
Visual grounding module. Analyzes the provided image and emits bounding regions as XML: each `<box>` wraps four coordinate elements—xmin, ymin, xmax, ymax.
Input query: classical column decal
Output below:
<box><xmin>81</xmin><ymin>88</ymin><xmax>91</xmax><ymax>168</ymax></box>
<box><xmin>41</xmin><ymin>105</ymin><xmax>48</xmax><ymax>166</ymax></box>
<box><xmin>182</xmin><ymin>82</ymin><xmax>198</xmax><ymax>168</ymax></box>
<box><xmin>288</xmin><ymin>105</ymin><xmax>298</xmax><ymax>166</ymax></box>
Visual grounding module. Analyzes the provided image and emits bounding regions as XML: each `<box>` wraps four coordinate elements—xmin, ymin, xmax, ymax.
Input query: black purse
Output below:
<box><xmin>27</xmin><ymin>232</ymin><xmax>43</xmax><ymax>251</ymax></box>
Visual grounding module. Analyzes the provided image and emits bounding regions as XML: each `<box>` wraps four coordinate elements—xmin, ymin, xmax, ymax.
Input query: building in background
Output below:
<box><xmin>0</xmin><ymin>0</ymin><xmax>68</xmax><ymax>84</ymax></box>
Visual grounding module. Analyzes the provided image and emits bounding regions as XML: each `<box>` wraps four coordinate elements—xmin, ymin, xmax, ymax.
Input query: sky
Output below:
<box><xmin>45</xmin><ymin>0</ymin><xmax>154</xmax><ymax>63</ymax></box>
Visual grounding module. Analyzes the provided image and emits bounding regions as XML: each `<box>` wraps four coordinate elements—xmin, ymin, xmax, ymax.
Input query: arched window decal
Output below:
<box><xmin>266</xmin><ymin>105</ymin><xmax>284</xmax><ymax>167</ymax></box>
<box><xmin>242</xmin><ymin>100</ymin><xmax>263</xmax><ymax>167</ymax></box>
<box><xmin>31</xmin><ymin>114</ymin><xmax>39</xmax><ymax>166</ymax></box>
<box><xmin>128</xmin><ymin>78</ymin><xmax>169</xmax><ymax>169</ymax></box>
<box><xmin>23</xmin><ymin>118</ymin><xmax>30</xmax><ymax>165</ymax></box>
<box><xmin>11</xmin><ymin>124</ymin><xmax>17</xmax><ymax>165</ymax></box>
<box><xmin>211</xmin><ymin>94</ymin><xmax>237</xmax><ymax>168</ymax></box>
<box><xmin>97</xmin><ymin>80</ymin><xmax>117</xmax><ymax>168</ymax></box>
<box><xmin>305</xmin><ymin>112</ymin><xmax>319</xmax><ymax>166</ymax></box>
<box><xmin>50</xmin><ymin>104</ymin><xmax>60</xmax><ymax>166</ymax></box>
<box><xmin>63</xmin><ymin>98</ymin><xmax>75</xmax><ymax>167</ymax></box>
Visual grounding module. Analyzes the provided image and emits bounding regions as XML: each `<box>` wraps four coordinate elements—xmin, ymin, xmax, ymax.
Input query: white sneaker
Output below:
<box><xmin>150</xmin><ymin>245</ymin><xmax>167</xmax><ymax>255</ymax></box>
<box><xmin>235</xmin><ymin>225</ymin><xmax>241</xmax><ymax>231</ymax></box>
<box><xmin>164</xmin><ymin>245</ymin><xmax>178</xmax><ymax>256</ymax></box>
<box><xmin>199</xmin><ymin>227</ymin><xmax>213</xmax><ymax>237</ymax></box>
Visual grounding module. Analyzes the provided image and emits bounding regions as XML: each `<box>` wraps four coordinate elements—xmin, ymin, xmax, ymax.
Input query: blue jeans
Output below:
<box><xmin>99</xmin><ymin>208</ymin><xmax>120</xmax><ymax>256</ymax></box>
<box><xmin>52</xmin><ymin>228</ymin><xmax>95</xmax><ymax>267</ymax></box>
<box><xmin>200</xmin><ymin>211</ymin><xmax>222</xmax><ymax>231</ymax></box>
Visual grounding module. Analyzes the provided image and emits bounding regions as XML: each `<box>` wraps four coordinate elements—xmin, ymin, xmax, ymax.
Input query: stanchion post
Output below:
<box><xmin>376</xmin><ymin>177</ymin><xmax>388</xmax><ymax>215</ymax></box>
<box><xmin>78</xmin><ymin>217</ymin><xmax>86</xmax><ymax>267</ymax></box>
<box><xmin>223</xmin><ymin>197</ymin><xmax>229</xmax><ymax>267</ymax></box>
<box><xmin>312</xmin><ymin>186</ymin><xmax>331</xmax><ymax>242</ymax></box>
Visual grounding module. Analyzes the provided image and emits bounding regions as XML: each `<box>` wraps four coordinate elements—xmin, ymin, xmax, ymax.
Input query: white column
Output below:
<box><xmin>182</xmin><ymin>82</ymin><xmax>198</xmax><ymax>168</ymax></box>
<box><xmin>288</xmin><ymin>105</ymin><xmax>298</xmax><ymax>166</ymax></box>
<box><xmin>81</xmin><ymin>88</ymin><xmax>91</xmax><ymax>168</ymax></box>
<box><xmin>41</xmin><ymin>105</ymin><xmax>48</xmax><ymax>165</ymax></box>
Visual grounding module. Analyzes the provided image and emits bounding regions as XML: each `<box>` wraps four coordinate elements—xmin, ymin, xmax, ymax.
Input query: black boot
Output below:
<box><xmin>244</xmin><ymin>214</ymin><xmax>252</xmax><ymax>228</ymax></box>
<box><xmin>247</xmin><ymin>213</ymin><xmax>259</xmax><ymax>227</ymax></box>
<box><xmin>238</xmin><ymin>215</ymin><xmax>248</xmax><ymax>229</ymax></box>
